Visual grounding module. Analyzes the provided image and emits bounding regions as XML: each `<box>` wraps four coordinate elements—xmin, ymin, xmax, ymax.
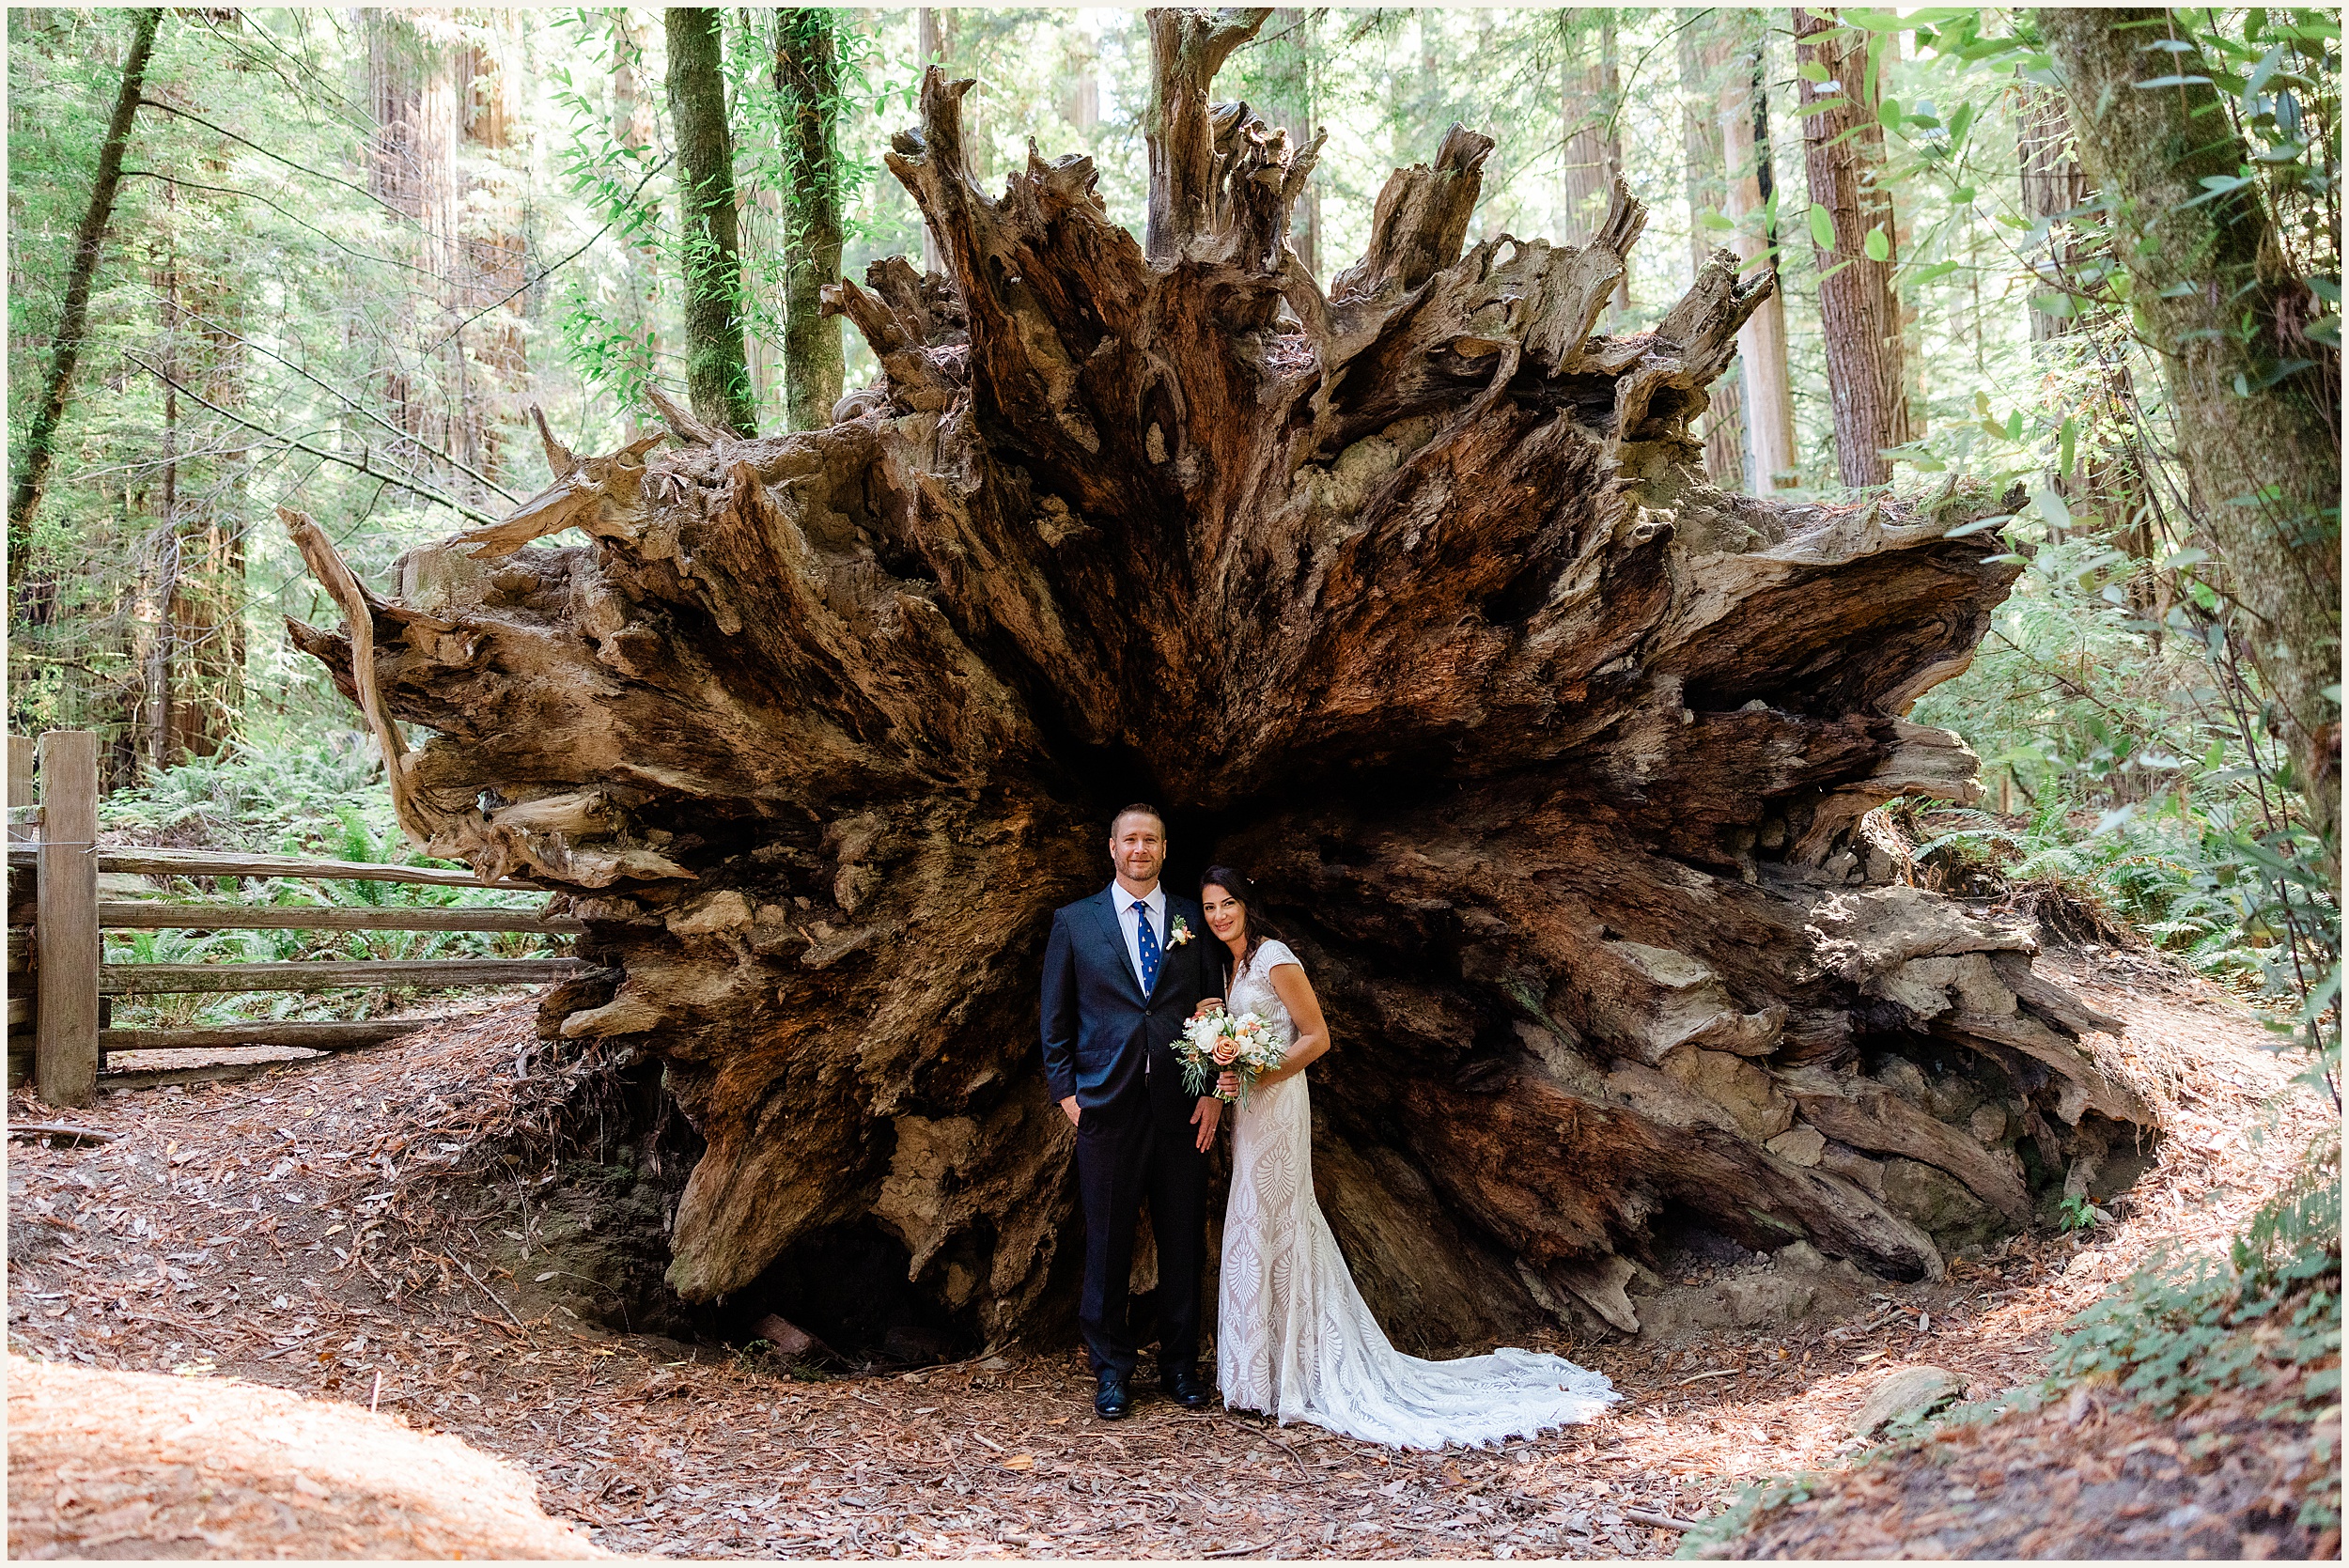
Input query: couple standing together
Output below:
<box><xmin>1039</xmin><ymin>804</ymin><xmax>1617</xmax><ymax>1449</ymax></box>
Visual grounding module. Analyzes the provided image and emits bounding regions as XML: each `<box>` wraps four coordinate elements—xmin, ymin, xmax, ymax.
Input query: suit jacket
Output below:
<box><xmin>1040</xmin><ymin>887</ymin><xmax>1217</xmax><ymax>1113</ymax></box>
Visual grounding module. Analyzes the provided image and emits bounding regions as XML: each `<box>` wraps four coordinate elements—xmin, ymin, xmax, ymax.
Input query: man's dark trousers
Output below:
<box><xmin>1074</xmin><ymin>1078</ymin><xmax>1208</xmax><ymax>1377</ymax></box>
<box><xmin>1039</xmin><ymin>887</ymin><xmax>1217</xmax><ymax>1379</ymax></box>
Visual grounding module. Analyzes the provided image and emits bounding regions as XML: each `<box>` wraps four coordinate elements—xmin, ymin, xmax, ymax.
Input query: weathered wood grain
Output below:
<box><xmin>101</xmin><ymin>958</ymin><xmax>584</xmax><ymax>995</ymax></box>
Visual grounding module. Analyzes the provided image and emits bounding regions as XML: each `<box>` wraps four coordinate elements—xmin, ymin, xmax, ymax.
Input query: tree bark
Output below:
<box><xmin>664</xmin><ymin>7</ymin><xmax>757</xmax><ymax>438</ymax></box>
<box><xmin>916</xmin><ymin>9</ymin><xmax>948</xmax><ymax>277</ymax></box>
<box><xmin>1796</xmin><ymin>8</ymin><xmax>1911</xmax><ymax>488</ymax></box>
<box><xmin>7</xmin><ymin>8</ymin><xmax>163</xmax><ymax>585</ymax></box>
<box><xmin>1679</xmin><ymin>20</ymin><xmax>1746</xmax><ymax>490</ymax></box>
<box><xmin>2017</xmin><ymin>85</ymin><xmax>2088</xmax><ymax>347</ymax></box>
<box><xmin>1253</xmin><ymin>8</ymin><xmax>1321</xmax><ymax>281</ymax></box>
<box><xmin>1561</xmin><ymin>12</ymin><xmax>1630</xmax><ymax>315</ymax></box>
<box><xmin>776</xmin><ymin>10</ymin><xmax>848</xmax><ymax>430</ymax></box>
<box><xmin>289</xmin><ymin>17</ymin><xmax>2161</xmax><ymax>1352</ymax></box>
<box><xmin>610</xmin><ymin>9</ymin><xmax>663</xmax><ymax>435</ymax></box>
<box><xmin>1721</xmin><ymin>21</ymin><xmax>1798</xmax><ymax>491</ymax></box>
<box><xmin>2042</xmin><ymin>8</ymin><xmax>2341</xmax><ymax>868</ymax></box>
<box><xmin>141</xmin><ymin>230</ymin><xmax>182</xmax><ymax>775</ymax></box>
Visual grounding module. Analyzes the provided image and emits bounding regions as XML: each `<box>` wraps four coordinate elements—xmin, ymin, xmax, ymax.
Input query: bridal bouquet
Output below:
<box><xmin>1176</xmin><ymin>1003</ymin><xmax>1288</xmax><ymax>1103</ymax></box>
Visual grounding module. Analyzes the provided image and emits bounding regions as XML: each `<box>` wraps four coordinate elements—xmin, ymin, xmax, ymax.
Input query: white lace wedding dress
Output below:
<box><xmin>1215</xmin><ymin>939</ymin><xmax>1618</xmax><ymax>1449</ymax></box>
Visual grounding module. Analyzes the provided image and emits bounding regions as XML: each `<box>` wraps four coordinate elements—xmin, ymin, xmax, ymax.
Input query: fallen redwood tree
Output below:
<box><xmin>288</xmin><ymin>12</ymin><xmax>2157</xmax><ymax>1350</ymax></box>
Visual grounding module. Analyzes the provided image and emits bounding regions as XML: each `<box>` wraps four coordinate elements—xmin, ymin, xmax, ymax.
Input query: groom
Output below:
<box><xmin>1039</xmin><ymin>803</ymin><xmax>1223</xmax><ymax>1420</ymax></box>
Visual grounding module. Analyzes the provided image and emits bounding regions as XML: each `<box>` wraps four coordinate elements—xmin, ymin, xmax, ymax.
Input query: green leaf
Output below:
<box><xmin>1699</xmin><ymin>210</ymin><xmax>1736</xmax><ymax>230</ymax></box>
<box><xmin>1948</xmin><ymin>101</ymin><xmax>1976</xmax><ymax>146</ymax></box>
<box><xmin>1809</xmin><ymin>202</ymin><xmax>1836</xmax><ymax>251</ymax></box>
<box><xmin>1877</xmin><ymin>96</ymin><xmax>1905</xmax><ymax>130</ymax></box>
<box><xmin>2135</xmin><ymin>73</ymin><xmax>2216</xmax><ymax>87</ymax></box>
<box><xmin>1907</xmin><ymin>258</ymin><xmax>1962</xmax><ymax>287</ymax></box>
<box><xmin>1951</xmin><ymin>183</ymin><xmax>1976</xmax><ymax>202</ymax></box>
<box><xmin>2007</xmin><ymin>409</ymin><xmax>2026</xmax><ymax>442</ymax></box>
<box><xmin>1797</xmin><ymin>58</ymin><xmax>1833</xmax><ymax>83</ymax></box>
<box><xmin>2060</xmin><ymin>415</ymin><xmax>2078</xmax><ymax>480</ymax></box>
<box><xmin>2245</xmin><ymin>40</ymin><xmax>2291</xmax><ymax>99</ymax></box>
<box><xmin>2032</xmin><ymin>290</ymin><xmax>2077</xmax><ymax>318</ymax></box>
<box><xmin>1818</xmin><ymin>257</ymin><xmax>1857</xmax><ymax>282</ymax></box>
<box><xmin>1864</xmin><ymin>226</ymin><xmax>1890</xmax><ymax>262</ymax></box>
<box><xmin>2162</xmin><ymin>546</ymin><xmax>2212</xmax><ymax>570</ymax></box>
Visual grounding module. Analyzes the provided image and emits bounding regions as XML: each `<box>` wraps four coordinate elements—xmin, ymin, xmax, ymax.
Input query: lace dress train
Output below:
<box><xmin>1215</xmin><ymin>940</ymin><xmax>1617</xmax><ymax>1450</ymax></box>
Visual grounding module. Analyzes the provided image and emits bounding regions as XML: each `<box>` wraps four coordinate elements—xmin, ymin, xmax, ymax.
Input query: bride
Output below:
<box><xmin>1199</xmin><ymin>865</ymin><xmax>1618</xmax><ymax>1449</ymax></box>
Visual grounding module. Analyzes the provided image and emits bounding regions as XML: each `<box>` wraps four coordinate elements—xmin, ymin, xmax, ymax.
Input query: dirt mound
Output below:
<box><xmin>7</xmin><ymin>1355</ymin><xmax>606</xmax><ymax>1559</ymax></box>
<box><xmin>1696</xmin><ymin>1357</ymin><xmax>2341</xmax><ymax>1559</ymax></box>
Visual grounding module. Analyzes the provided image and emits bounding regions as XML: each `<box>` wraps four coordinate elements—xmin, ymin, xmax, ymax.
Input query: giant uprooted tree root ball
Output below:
<box><xmin>288</xmin><ymin>17</ymin><xmax>2157</xmax><ymax>1350</ymax></box>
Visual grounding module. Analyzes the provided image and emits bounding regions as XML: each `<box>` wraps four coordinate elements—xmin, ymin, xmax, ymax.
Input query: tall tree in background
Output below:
<box><xmin>1678</xmin><ymin>20</ymin><xmax>1745</xmax><ymax>489</ymax></box>
<box><xmin>1251</xmin><ymin>8</ymin><xmax>1321</xmax><ymax>279</ymax></box>
<box><xmin>776</xmin><ymin>11</ymin><xmax>848</xmax><ymax>430</ymax></box>
<box><xmin>2017</xmin><ymin>85</ymin><xmax>2087</xmax><ymax>348</ymax></box>
<box><xmin>2044</xmin><ymin>8</ymin><xmax>2341</xmax><ymax>866</ymax></box>
<box><xmin>611</xmin><ymin>8</ymin><xmax>664</xmax><ymax>433</ymax></box>
<box><xmin>8</xmin><ymin>7</ymin><xmax>163</xmax><ymax>583</ymax></box>
<box><xmin>1796</xmin><ymin>8</ymin><xmax>1910</xmax><ymax>487</ymax></box>
<box><xmin>916</xmin><ymin>8</ymin><xmax>946</xmax><ymax>275</ymax></box>
<box><xmin>2015</xmin><ymin>76</ymin><xmax>2150</xmax><ymax>564</ymax></box>
<box><xmin>455</xmin><ymin>19</ymin><xmax>529</xmax><ymax>484</ymax></box>
<box><xmin>1560</xmin><ymin>11</ymin><xmax>1629</xmax><ymax>313</ymax></box>
<box><xmin>1719</xmin><ymin>15</ymin><xmax>1797</xmax><ymax>490</ymax></box>
<box><xmin>365</xmin><ymin>10</ymin><xmax>457</xmax><ymax>458</ymax></box>
<box><xmin>664</xmin><ymin>7</ymin><xmax>756</xmax><ymax>437</ymax></box>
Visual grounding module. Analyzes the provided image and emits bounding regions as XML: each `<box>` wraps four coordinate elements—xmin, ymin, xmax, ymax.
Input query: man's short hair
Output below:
<box><xmin>1110</xmin><ymin>801</ymin><xmax>1167</xmax><ymax>836</ymax></box>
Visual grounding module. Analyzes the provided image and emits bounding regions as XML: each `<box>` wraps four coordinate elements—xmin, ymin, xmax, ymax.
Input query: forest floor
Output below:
<box><xmin>6</xmin><ymin>944</ymin><xmax>2327</xmax><ymax>1560</ymax></box>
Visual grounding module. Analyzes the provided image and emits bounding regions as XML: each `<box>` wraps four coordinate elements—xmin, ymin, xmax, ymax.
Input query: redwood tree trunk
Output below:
<box><xmin>290</xmin><ymin>13</ymin><xmax>2159</xmax><ymax>1351</ymax></box>
<box><xmin>2042</xmin><ymin>10</ymin><xmax>2339</xmax><ymax>863</ymax></box>
<box><xmin>1679</xmin><ymin>19</ymin><xmax>1746</xmax><ymax>490</ymax></box>
<box><xmin>665</xmin><ymin>8</ymin><xmax>757</xmax><ymax>438</ymax></box>
<box><xmin>1797</xmin><ymin>8</ymin><xmax>1911</xmax><ymax>488</ymax></box>
<box><xmin>1560</xmin><ymin>14</ymin><xmax>1630</xmax><ymax>316</ymax></box>
<box><xmin>776</xmin><ymin>10</ymin><xmax>847</xmax><ymax>430</ymax></box>
<box><xmin>1721</xmin><ymin>20</ymin><xmax>1797</xmax><ymax>491</ymax></box>
<box><xmin>8</xmin><ymin>7</ymin><xmax>163</xmax><ymax>607</ymax></box>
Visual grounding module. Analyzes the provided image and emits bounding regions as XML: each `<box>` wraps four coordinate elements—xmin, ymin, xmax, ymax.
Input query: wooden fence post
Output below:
<box><xmin>7</xmin><ymin>734</ymin><xmax>34</xmax><ymax>842</ymax></box>
<box><xmin>35</xmin><ymin>731</ymin><xmax>100</xmax><ymax>1108</ymax></box>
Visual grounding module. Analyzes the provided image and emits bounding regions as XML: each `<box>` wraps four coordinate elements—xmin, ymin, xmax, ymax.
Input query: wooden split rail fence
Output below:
<box><xmin>7</xmin><ymin>731</ymin><xmax>588</xmax><ymax>1107</ymax></box>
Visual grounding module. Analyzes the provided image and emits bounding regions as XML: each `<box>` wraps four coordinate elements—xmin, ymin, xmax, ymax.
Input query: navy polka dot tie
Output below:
<box><xmin>1133</xmin><ymin>900</ymin><xmax>1161</xmax><ymax>994</ymax></box>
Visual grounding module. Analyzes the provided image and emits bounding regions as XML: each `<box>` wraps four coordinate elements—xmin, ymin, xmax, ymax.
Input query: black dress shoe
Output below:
<box><xmin>1159</xmin><ymin>1363</ymin><xmax>1210</xmax><ymax>1409</ymax></box>
<box><xmin>1094</xmin><ymin>1369</ymin><xmax>1131</xmax><ymax>1421</ymax></box>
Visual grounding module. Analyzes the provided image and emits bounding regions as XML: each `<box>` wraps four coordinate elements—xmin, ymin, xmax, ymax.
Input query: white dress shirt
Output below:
<box><xmin>1111</xmin><ymin>879</ymin><xmax>1168</xmax><ymax>992</ymax></box>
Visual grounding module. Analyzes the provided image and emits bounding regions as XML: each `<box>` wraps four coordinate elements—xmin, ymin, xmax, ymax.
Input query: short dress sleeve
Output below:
<box><xmin>1251</xmin><ymin>939</ymin><xmax>1301</xmax><ymax>976</ymax></box>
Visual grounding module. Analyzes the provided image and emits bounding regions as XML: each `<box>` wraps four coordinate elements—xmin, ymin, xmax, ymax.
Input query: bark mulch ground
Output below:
<box><xmin>1698</xmin><ymin>1371</ymin><xmax>2341</xmax><ymax>1560</ymax></box>
<box><xmin>5</xmin><ymin>946</ymin><xmax>2326</xmax><ymax>1559</ymax></box>
<box><xmin>8</xmin><ymin>1354</ymin><xmax>604</xmax><ymax>1559</ymax></box>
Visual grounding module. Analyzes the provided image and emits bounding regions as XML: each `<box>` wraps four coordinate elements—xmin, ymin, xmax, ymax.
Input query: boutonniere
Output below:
<box><xmin>1168</xmin><ymin>916</ymin><xmax>1194</xmax><ymax>946</ymax></box>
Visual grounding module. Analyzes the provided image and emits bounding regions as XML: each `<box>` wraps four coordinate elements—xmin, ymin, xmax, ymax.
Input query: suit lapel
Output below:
<box><xmin>1088</xmin><ymin>890</ymin><xmax>1145</xmax><ymax>1005</ymax></box>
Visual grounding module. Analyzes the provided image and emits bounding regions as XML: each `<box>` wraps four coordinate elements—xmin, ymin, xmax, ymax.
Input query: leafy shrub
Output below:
<box><xmin>2043</xmin><ymin>1131</ymin><xmax>2341</xmax><ymax>1516</ymax></box>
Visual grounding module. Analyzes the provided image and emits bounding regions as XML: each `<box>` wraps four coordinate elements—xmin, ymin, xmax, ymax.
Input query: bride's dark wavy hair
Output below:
<box><xmin>1199</xmin><ymin>865</ymin><xmax>1282</xmax><ymax>976</ymax></box>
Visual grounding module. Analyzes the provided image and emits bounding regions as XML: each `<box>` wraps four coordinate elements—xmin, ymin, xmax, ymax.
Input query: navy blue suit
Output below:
<box><xmin>1040</xmin><ymin>886</ymin><xmax>1218</xmax><ymax>1376</ymax></box>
